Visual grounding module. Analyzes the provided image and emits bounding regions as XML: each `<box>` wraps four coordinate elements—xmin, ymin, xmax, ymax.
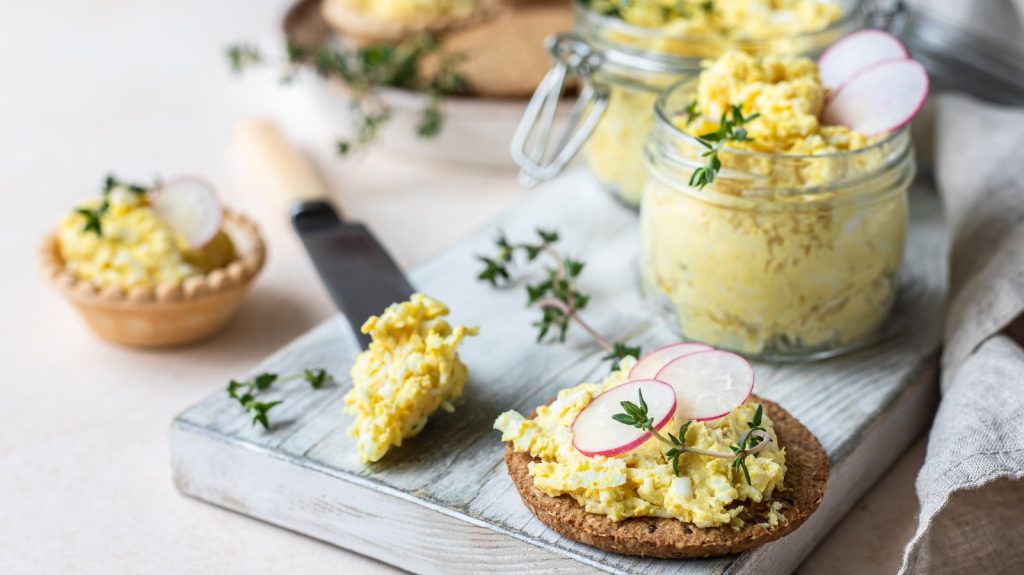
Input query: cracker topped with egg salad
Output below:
<box><xmin>494</xmin><ymin>346</ymin><xmax>828</xmax><ymax>558</ymax></box>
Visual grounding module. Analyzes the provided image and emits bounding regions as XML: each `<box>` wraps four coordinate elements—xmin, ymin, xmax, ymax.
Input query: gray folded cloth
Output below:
<box><xmin>899</xmin><ymin>93</ymin><xmax>1024</xmax><ymax>573</ymax></box>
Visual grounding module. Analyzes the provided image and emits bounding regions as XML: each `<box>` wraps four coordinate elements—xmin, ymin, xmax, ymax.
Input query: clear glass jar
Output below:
<box><xmin>641</xmin><ymin>80</ymin><xmax>915</xmax><ymax>361</ymax></box>
<box><xmin>512</xmin><ymin>0</ymin><xmax>882</xmax><ymax>207</ymax></box>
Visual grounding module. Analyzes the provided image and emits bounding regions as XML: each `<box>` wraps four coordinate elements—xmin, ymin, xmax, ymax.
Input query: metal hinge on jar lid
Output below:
<box><xmin>865</xmin><ymin>0</ymin><xmax>908</xmax><ymax>35</ymax></box>
<box><xmin>511</xmin><ymin>34</ymin><xmax>609</xmax><ymax>187</ymax></box>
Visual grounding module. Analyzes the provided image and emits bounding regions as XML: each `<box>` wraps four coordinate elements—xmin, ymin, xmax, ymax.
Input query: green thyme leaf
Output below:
<box><xmin>564</xmin><ymin>258</ymin><xmax>585</xmax><ymax>278</ymax></box>
<box><xmin>602</xmin><ymin>341</ymin><xmax>643</xmax><ymax>371</ymax></box>
<box><xmin>76</xmin><ymin>206</ymin><xmax>105</xmax><ymax>236</ymax></box>
<box><xmin>226</xmin><ymin>369</ymin><xmax>331</xmax><ymax>430</ymax></box>
<box><xmin>417</xmin><ymin>98</ymin><xmax>443</xmax><ymax>138</ymax></box>
<box><xmin>612</xmin><ymin>391</ymin><xmax>654</xmax><ymax>430</ymax></box>
<box><xmin>249</xmin><ymin>400</ymin><xmax>282</xmax><ymax>430</ymax></box>
<box><xmin>536</xmin><ymin>229</ymin><xmax>559</xmax><ymax>244</ymax></box>
<box><xmin>227</xmin><ymin>44</ymin><xmax>262</xmax><ymax>72</ymax></box>
<box><xmin>750</xmin><ymin>404</ymin><xmax>763</xmax><ymax>428</ymax></box>
<box><xmin>612</xmin><ymin>413</ymin><xmax>637</xmax><ymax>426</ymax></box>
<box><xmin>689</xmin><ymin>103</ymin><xmax>760</xmax><ymax>189</ymax></box>
<box><xmin>684</xmin><ymin>100</ymin><xmax>700</xmax><ymax>124</ymax></box>
<box><xmin>304</xmin><ymin>368</ymin><xmax>329</xmax><ymax>389</ymax></box>
<box><xmin>227</xmin><ymin>35</ymin><xmax>467</xmax><ymax>154</ymax></box>
<box><xmin>253</xmin><ymin>372</ymin><xmax>278</xmax><ymax>391</ymax></box>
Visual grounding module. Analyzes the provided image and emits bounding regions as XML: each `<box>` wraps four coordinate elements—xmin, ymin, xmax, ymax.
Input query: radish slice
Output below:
<box><xmin>818</xmin><ymin>29</ymin><xmax>909</xmax><ymax>90</ymax></box>
<box><xmin>628</xmin><ymin>342</ymin><xmax>713</xmax><ymax>381</ymax></box>
<box><xmin>572</xmin><ymin>379</ymin><xmax>676</xmax><ymax>458</ymax></box>
<box><xmin>654</xmin><ymin>350</ymin><xmax>754</xmax><ymax>422</ymax></box>
<box><xmin>150</xmin><ymin>176</ymin><xmax>223</xmax><ymax>249</ymax></box>
<box><xmin>822</xmin><ymin>59</ymin><xmax>929</xmax><ymax>135</ymax></box>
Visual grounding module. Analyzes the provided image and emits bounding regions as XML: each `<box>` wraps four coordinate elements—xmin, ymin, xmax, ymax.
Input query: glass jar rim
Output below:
<box><xmin>653</xmin><ymin>76</ymin><xmax>910</xmax><ymax>162</ymax></box>
<box><xmin>576</xmin><ymin>0</ymin><xmax>867</xmax><ymax>72</ymax></box>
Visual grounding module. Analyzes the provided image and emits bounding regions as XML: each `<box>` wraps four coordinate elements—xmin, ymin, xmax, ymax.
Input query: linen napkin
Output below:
<box><xmin>898</xmin><ymin>93</ymin><xmax>1024</xmax><ymax>573</ymax></box>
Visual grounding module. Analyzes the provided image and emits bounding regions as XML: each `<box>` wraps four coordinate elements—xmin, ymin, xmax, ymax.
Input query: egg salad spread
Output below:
<box><xmin>580</xmin><ymin>0</ymin><xmax>847</xmax><ymax>206</ymax></box>
<box><xmin>588</xmin><ymin>0</ymin><xmax>843</xmax><ymax>38</ymax></box>
<box><xmin>57</xmin><ymin>186</ymin><xmax>234</xmax><ymax>290</ymax></box>
<box><xmin>641</xmin><ymin>51</ymin><xmax>912</xmax><ymax>358</ymax></box>
<box><xmin>345</xmin><ymin>294</ymin><xmax>478</xmax><ymax>463</ymax></box>
<box><xmin>494</xmin><ymin>358</ymin><xmax>787</xmax><ymax>528</ymax></box>
<box><xmin>683</xmin><ymin>51</ymin><xmax>867</xmax><ymax>157</ymax></box>
<box><xmin>332</xmin><ymin>0</ymin><xmax>480</xmax><ymax>22</ymax></box>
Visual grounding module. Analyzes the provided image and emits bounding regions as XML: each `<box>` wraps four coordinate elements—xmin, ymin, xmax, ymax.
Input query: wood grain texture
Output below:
<box><xmin>170</xmin><ymin>171</ymin><xmax>947</xmax><ymax>574</ymax></box>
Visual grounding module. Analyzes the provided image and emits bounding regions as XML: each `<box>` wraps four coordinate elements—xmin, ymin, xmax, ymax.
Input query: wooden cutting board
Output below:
<box><xmin>170</xmin><ymin>170</ymin><xmax>946</xmax><ymax>574</ymax></box>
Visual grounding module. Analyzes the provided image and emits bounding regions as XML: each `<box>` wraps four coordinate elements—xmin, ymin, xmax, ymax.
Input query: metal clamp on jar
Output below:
<box><xmin>512</xmin><ymin>0</ymin><xmax>897</xmax><ymax>208</ymax></box>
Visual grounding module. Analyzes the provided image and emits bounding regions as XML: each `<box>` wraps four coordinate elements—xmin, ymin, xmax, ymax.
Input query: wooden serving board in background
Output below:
<box><xmin>171</xmin><ymin>170</ymin><xmax>946</xmax><ymax>574</ymax></box>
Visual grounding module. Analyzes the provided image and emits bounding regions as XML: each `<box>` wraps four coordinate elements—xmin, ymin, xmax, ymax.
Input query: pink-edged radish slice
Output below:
<box><xmin>822</xmin><ymin>59</ymin><xmax>929</xmax><ymax>135</ymax></box>
<box><xmin>818</xmin><ymin>29</ymin><xmax>909</xmax><ymax>90</ymax></box>
<box><xmin>572</xmin><ymin>379</ymin><xmax>676</xmax><ymax>458</ymax></box>
<box><xmin>654</xmin><ymin>350</ymin><xmax>754</xmax><ymax>422</ymax></box>
<box><xmin>150</xmin><ymin>176</ymin><xmax>223</xmax><ymax>249</ymax></box>
<box><xmin>628</xmin><ymin>342</ymin><xmax>713</xmax><ymax>381</ymax></box>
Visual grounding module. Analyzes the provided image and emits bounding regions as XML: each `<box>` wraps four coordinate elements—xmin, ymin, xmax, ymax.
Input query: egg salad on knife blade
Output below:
<box><xmin>494</xmin><ymin>345</ymin><xmax>828</xmax><ymax>558</ymax></box>
<box><xmin>345</xmin><ymin>294</ymin><xmax>479</xmax><ymax>463</ymax></box>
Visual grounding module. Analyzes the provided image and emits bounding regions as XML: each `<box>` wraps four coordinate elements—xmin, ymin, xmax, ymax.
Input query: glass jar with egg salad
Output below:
<box><xmin>640</xmin><ymin>61</ymin><xmax>915</xmax><ymax>361</ymax></box>
<box><xmin>512</xmin><ymin>0</ymin><xmax>883</xmax><ymax>207</ymax></box>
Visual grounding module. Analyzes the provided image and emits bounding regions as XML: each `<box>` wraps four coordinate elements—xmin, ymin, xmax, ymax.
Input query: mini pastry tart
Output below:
<box><xmin>40</xmin><ymin>212</ymin><xmax>265</xmax><ymax>348</ymax></box>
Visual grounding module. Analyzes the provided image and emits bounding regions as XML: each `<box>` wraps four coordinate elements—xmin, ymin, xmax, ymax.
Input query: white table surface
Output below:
<box><xmin>0</xmin><ymin>1</ymin><xmax>926</xmax><ymax>572</ymax></box>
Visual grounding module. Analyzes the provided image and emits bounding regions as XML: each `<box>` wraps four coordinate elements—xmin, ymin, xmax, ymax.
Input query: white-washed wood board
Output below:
<box><xmin>170</xmin><ymin>170</ymin><xmax>947</xmax><ymax>575</ymax></box>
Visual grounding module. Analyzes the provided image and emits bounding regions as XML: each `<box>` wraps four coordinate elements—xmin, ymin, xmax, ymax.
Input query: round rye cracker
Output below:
<box><xmin>504</xmin><ymin>396</ymin><xmax>829</xmax><ymax>558</ymax></box>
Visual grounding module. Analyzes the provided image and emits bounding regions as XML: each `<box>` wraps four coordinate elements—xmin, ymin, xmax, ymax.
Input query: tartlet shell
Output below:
<box><xmin>504</xmin><ymin>396</ymin><xmax>829</xmax><ymax>558</ymax></box>
<box><xmin>40</xmin><ymin>211</ymin><xmax>266</xmax><ymax>348</ymax></box>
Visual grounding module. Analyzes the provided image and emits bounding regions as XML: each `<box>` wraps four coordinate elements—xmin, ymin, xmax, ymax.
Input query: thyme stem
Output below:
<box><xmin>611</xmin><ymin>391</ymin><xmax>771</xmax><ymax>484</ymax></box>
<box><xmin>476</xmin><ymin>229</ymin><xmax>640</xmax><ymax>367</ymax></box>
<box><xmin>644</xmin><ymin>421</ymin><xmax>769</xmax><ymax>459</ymax></box>
<box><xmin>534</xmin><ymin>297</ymin><xmax>614</xmax><ymax>352</ymax></box>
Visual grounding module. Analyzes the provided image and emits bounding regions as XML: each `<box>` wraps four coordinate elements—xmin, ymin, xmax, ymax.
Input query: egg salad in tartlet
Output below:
<box><xmin>40</xmin><ymin>175</ymin><xmax>265</xmax><ymax>347</ymax></box>
<box><xmin>494</xmin><ymin>348</ymin><xmax>828</xmax><ymax>558</ymax></box>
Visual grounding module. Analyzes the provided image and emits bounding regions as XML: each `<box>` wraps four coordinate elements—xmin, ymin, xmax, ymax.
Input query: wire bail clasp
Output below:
<box><xmin>511</xmin><ymin>34</ymin><xmax>609</xmax><ymax>187</ymax></box>
<box><xmin>866</xmin><ymin>0</ymin><xmax>908</xmax><ymax>35</ymax></box>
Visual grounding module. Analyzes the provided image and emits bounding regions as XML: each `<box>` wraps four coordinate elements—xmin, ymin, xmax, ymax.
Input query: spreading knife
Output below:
<box><xmin>235</xmin><ymin>120</ymin><xmax>415</xmax><ymax>349</ymax></box>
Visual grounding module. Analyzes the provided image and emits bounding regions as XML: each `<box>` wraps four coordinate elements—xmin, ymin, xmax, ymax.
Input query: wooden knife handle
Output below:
<box><xmin>234</xmin><ymin>119</ymin><xmax>330</xmax><ymax>206</ymax></box>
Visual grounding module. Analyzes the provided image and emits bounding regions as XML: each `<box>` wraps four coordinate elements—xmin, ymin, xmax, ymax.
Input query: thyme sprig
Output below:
<box><xmin>226</xmin><ymin>37</ymin><xmax>466</xmax><ymax>156</ymax></box>
<box><xmin>477</xmin><ymin>229</ymin><xmax>641</xmax><ymax>368</ymax></box>
<box><xmin>74</xmin><ymin>175</ymin><xmax>153</xmax><ymax>236</ymax></box>
<box><xmin>613</xmin><ymin>391</ymin><xmax>770</xmax><ymax>485</ymax></box>
<box><xmin>688</xmin><ymin>103</ymin><xmax>760</xmax><ymax>189</ymax></box>
<box><xmin>584</xmin><ymin>0</ymin><xmax>712</xmax><ymax>19</ymax></box>
<box><xmin>227</xmin><ymin>368</ymin><xmax>332</xmax><ymax>430</ymax></box>
<box><xmin>732</xmin><ymin>404</ymin><xmax>767</xmax><ymax>484</ymax></box>
<box><xmin>684</xmin><ymin>100</ymin><xmax>700</xmax><ymax>124</ymax></box>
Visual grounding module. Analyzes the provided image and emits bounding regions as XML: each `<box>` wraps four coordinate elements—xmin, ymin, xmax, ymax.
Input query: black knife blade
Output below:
<box><xmin>291</xmin><ymin>199</ymin><xmax>415</xmax><ymax>349</ymax></box>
